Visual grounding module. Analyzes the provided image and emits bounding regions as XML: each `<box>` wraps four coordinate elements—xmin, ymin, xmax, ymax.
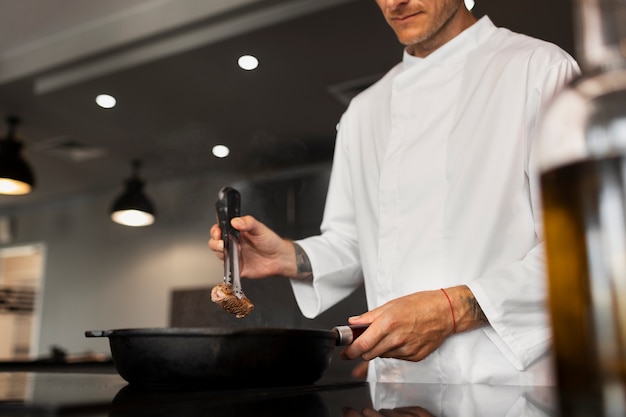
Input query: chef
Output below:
<box><xmin>209</xmin><ymin>0</ymin><xmax>580</xmax><ymax>384</ymax></box>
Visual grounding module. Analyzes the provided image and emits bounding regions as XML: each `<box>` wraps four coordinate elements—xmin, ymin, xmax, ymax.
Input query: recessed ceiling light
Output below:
<box><xmin>96</xmin><ymin>94</ymin><xmax>116</xmax><ymax>109</ymax></box>
<box><xmin>212</xmin><ymin>144</ymin><xmax>230</xmax><ymax>158</ymax></box>
<box><xmin>238</xmin><ymin>55</ymin><xmax>259</xmax><ymax>71</ymax></box>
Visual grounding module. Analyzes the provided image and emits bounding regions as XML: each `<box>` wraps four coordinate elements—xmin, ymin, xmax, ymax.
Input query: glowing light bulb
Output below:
<box><xmin>111</xmin><ymin>209</ymin><xmax>155</xmax><ymax>227</ymax></box>
<box><xmin>0</xmin><ymin>178</ymin><xmax>31</xmax><ymax>195</ymax></box>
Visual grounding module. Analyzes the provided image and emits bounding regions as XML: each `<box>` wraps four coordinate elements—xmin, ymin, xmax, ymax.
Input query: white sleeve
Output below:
<box><xmin>290</xmin><ymin>113</ymin><xmax>364</xmax><ymax>318</ymax></box>
<box><xmin>468</xmin><ymin>56</ymin><xmax>580</xmax><ymax>369</ymax></box>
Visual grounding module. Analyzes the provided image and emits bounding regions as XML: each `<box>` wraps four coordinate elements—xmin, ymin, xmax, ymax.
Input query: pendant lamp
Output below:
<box><xmin>0</xmin><ymin>116</ymin><xmax>35</xmax><ymax>195</ymax></box>
<box><xmin>110</xmin><ymin>159</ymin><xmax>156</xmax><ymax>227</ymax></box>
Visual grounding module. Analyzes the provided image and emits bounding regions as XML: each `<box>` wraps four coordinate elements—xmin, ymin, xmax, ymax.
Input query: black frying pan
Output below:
<box><xmin>85</xmin><ymin>325</ymin><xmax>366</xmax><ymax>388</ymax></box>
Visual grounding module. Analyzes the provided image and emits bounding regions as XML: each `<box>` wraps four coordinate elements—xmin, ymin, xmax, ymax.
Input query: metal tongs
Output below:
<box><xmin>216</xmin><ymin>186</ymin><xmax>244</xmax><ymax>299</ymax></box>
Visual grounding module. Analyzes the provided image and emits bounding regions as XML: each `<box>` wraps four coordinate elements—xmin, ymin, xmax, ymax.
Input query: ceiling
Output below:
<box><xmin>0</xmin><ymin>0</ymin><xmax>576</xmax><ymax>212</ymax></box>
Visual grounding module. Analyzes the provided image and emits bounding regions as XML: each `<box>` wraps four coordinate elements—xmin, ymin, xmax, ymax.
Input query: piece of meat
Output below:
<box><xmin>211</xmin><ymin>283</ymin><xmax>254</xmax><ymax>318</ymax></box>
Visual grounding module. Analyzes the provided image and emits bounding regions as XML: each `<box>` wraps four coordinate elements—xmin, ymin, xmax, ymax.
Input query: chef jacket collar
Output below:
<box><xmin>402</xmin><ymin>16</ymin><xmax>497</xmax><ymax>70</ymax></box>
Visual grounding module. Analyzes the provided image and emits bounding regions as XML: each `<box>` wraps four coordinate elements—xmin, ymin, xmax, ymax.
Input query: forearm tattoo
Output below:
<box><xmin>464</xmin><ymin>293</ymin><xmax>489</xmax><ymax>325</ymax></box>
<box><xmin>293</xmin><ymin>242</ymin><xmax>313</xmax><ymax>281</ymax></box>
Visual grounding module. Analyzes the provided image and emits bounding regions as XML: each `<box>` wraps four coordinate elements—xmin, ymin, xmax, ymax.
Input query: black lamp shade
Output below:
<box><xmin>110</xmin><ymin>178</ymin><xmax>156</xmax><ymax>227</ymax></box>
<box><xmin>0</xmin><ymin>138</ymin><xmax>35</xmax><ymax>195</ymax></box>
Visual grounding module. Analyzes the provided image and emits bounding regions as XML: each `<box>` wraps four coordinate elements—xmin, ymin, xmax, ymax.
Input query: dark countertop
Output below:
<box><xmin>0</xmin><ymin>370</ymin><xmax>559</xmax><ymax>417</ymax></box>
<box><xmin>0</xmin><ymin>359</ymin><xmax>116</xmax><ymax>374</ymax></box>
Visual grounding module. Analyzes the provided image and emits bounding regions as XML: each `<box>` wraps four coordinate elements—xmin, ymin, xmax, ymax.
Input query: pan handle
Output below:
<box><xmin>332</xmin><ymin>324</ymin><xmax>369</xmax><ymax>346</ymax></box>
<box><xmin>85</xmin><ymin>330</ymin><xmax>113</xmax><ymax>338</ymax></box>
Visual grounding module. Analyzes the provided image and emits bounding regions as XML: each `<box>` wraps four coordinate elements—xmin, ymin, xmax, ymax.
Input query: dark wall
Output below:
<box><xmin>474</xmin><ymin>0</ymin><xmax>576</xmax><ymax>57</ymax></box>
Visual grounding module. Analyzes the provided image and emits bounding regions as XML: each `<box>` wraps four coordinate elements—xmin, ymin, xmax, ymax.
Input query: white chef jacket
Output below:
<box><xmin>291</xmin><ymin>17</ymin><xmax>580</xmax><ymax>385</ymax></box>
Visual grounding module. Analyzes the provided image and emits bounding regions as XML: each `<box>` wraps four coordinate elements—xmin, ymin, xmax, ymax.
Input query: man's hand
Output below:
<box><xmin>208</xmin><ymin>215</ymin><xmax>297</xmax><ymax>279</ymax></box>
<box><xmin>340</xmin><ymin>286</ymin><xmax>488</xmax><ymax>362</ymax></box>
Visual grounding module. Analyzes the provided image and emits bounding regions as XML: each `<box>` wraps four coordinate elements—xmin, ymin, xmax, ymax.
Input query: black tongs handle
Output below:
<box><xmin>216</xmin><ymin>186</ymin><xmax>243</xmax><ymax>295</ymax></box>
<box><xmin>216</xmin><ymin>186</ymin><xmax>241</xmax><ymax>242</ymax></box>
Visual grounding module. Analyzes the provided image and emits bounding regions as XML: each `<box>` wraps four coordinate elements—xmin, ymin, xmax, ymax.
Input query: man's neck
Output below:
<box><xmin>408</xmin><ymin>10</ymin><xmax>477</xmax><ymax>58</ymax></box>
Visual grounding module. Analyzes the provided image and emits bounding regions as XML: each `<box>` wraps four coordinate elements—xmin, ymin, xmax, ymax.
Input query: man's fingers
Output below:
<box><xmin>231</xmin><ymin>217</ymin><xmax>245</xmax><ymax>230</ymax></box>
<box><xmin>208</xmin><ymin>239</ymin><xmax>224</xmax><ymax>252</ymax></box>
<box><xmin>210</xmin><ymin>224</ymin><xmax>222</xmax><ymax>239</ymax></box>
<box><xmin>208</xmin><ymin>224</ymin><xmax>225</xmax><ymax>253</ymax></box>
<box><xmin>341</xmin><ymin>325</ymin><xmax>385</xmax><ymax>361</ymax></box>
<box><xmin>341</xmin><ymin>327</ymin><xmax>419</xmax><ymax>362</ymax></box>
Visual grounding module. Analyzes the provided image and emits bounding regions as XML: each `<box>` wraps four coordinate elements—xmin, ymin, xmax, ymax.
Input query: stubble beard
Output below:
<box><xmin>400</xmin><ymin>0</ymin><xmax>463</xmax><ymax>55</ymax></box>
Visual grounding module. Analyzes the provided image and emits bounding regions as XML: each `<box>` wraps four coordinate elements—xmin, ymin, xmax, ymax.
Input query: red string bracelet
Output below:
<box><xmin>440</xmin><ymin>288</ymin><xmax>457</xmax><ymax>334</ymax></box>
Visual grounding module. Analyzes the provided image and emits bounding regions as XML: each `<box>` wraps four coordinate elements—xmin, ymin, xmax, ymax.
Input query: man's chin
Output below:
<box><xmin>393</xmin><ymin>29</ymin><xmax>428</xmax><ymax>48</ymax></box>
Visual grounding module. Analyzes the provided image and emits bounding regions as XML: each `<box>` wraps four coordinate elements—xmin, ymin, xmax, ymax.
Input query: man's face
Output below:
<box><xmin>375</xmin><ymin>0</ymin><xmax>466</xmax><ymax>54</ymax></box>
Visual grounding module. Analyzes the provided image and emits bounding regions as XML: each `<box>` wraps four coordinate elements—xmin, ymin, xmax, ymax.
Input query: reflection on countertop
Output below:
<box><xmin>363</xmin><ymin>382</ymin><xmax>556</xmax><ymax>417</ymax></box>
<box><xmin>0</xmin><ymin>371</ymin><xmax>560</xmax><ymax>417</ymax></box>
